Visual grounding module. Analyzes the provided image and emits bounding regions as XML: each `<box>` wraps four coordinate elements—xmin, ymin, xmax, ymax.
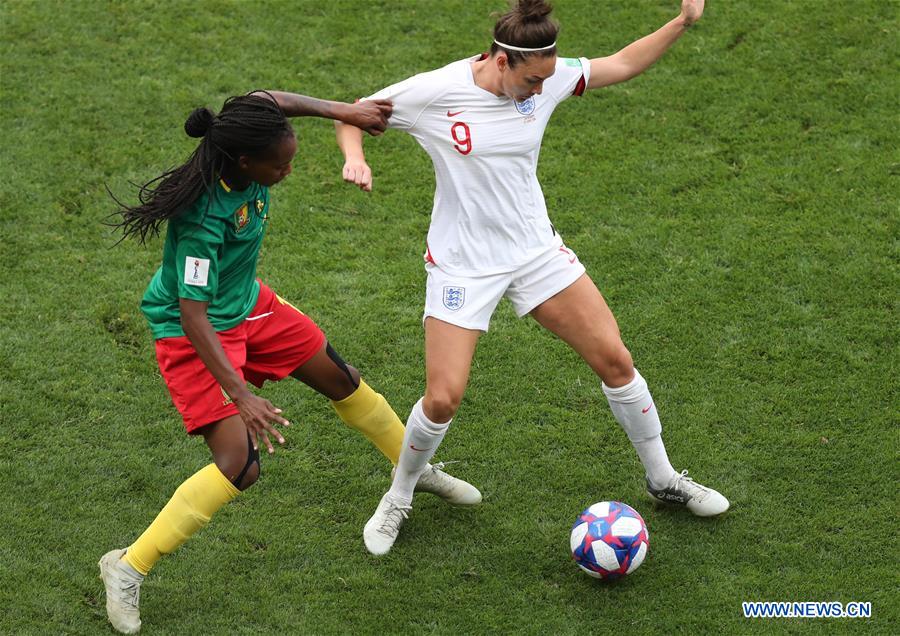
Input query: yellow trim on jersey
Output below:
<box><xmin>219</xmin><ymin>178</ymin><xmax>232</xmax><ymax>193</ymax></box>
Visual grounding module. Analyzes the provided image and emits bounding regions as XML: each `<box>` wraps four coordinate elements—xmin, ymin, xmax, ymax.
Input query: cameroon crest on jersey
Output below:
<box><xmin>234</xmin><ymin>203</ymin><xmax>250</xmax><ymax>231</ymax></box>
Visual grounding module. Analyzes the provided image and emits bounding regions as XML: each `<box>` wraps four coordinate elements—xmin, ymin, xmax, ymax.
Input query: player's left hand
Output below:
<box><xmin>341</xmin><ymin>99</ymin><xmax>393</xmax><ymax>136</ymax></box>
<box><xmin>680</xmin><ymin>0</ymin><xmax>704</xmax><ymax>26</ymax></box>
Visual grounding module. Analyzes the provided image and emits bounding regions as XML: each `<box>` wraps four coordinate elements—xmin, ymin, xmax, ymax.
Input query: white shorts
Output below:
<box><xmin>423</xmin><ymin>243</ymin><xmax>586</xmax><ymax>332</ymax></box>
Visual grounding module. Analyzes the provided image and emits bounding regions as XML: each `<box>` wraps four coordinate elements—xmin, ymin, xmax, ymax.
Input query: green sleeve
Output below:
<box><xmin>173</xmin><ymin>215</ymin><xmax>227</xmax><ymax>301</ymax></box>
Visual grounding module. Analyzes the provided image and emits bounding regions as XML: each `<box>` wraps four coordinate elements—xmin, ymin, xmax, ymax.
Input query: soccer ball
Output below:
<box><xmin>570</xmin><ymin>501</ymin><xmax>650</xmax><ymax>580</ymax></box>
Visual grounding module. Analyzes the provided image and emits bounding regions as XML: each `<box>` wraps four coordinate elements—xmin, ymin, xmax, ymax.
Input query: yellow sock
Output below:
<box><xmin>124</xmin><ymin>463</ymin><xmax>240</xmax><ymax>575</ymax></box>
<box><xmin>331</xmin><ymin>380</ymin><xmax>405</xmax><ymax>465</ymax></box>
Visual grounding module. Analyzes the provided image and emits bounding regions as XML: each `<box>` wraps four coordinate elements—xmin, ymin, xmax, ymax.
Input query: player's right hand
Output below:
<box><xmin>233</xmin><ymin>393</ymin><xmax>290</xmax><ymax>454</ymax></box>
<box><xmin>344</xmin><ymin>99</ymin><xmax>393</xmax><ymax>136</ymax></box>
<box><xmin>342</xmin><ymin>158</ymin><xmax>373</xmax><ymax>192</ymax></box>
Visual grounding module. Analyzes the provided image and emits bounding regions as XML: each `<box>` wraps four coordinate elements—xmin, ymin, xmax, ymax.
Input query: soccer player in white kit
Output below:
<box><xmin>336</xmin><ymin>0</ymin><xmax>729</xmax><ymax>556</ymax></box>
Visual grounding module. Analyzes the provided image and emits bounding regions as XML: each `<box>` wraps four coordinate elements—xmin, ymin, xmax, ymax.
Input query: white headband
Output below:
<box><xmin>493</xmin><ymin>39</ymin><xmax>557</xmax><ymax>52</ymax></box>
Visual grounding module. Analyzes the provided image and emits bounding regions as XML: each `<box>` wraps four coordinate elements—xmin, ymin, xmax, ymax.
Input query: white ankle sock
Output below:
<box><xmin>388</xmin><ymin>398</ymin><xmax>449</xmax><ymax>503</ymax></box>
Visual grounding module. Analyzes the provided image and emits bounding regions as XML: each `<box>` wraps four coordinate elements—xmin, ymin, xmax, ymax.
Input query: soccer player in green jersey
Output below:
<box><xmin>99</xmin><ymin>91</ymin><xmax>481</xmax><ymax>634</ymax></box>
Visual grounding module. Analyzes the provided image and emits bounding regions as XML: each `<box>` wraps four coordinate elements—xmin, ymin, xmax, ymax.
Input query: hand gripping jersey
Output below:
<box><xmin>141</xmin><ymin>179</ymin><xmax>270</xmax><ymax>338</ymax></box>
<box><xmin>367</xmin><ymin>55</ymin><xmax>590</xmax><ymax>275</ymax></box>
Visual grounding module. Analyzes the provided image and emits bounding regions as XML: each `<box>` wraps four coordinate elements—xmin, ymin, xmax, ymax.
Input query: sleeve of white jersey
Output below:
<box><xmin>364</xmin><ymin>72</ymin><xmax>443</xmax><ymax>131</ymax></box>
<box><xmin>545</xmin><ymin>56</ymin><xmax>591</xmax><ymax>104</ymax></box>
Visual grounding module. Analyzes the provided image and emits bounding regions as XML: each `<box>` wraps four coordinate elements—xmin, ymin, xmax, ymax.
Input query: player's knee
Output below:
<box><xmin>337</xmin><ymin>364</ymin><xmax>361</xmax><ymax>396</ymax></box>
<box><xmin>325</xmin><ymin>344</ymin><xmax>361</xmax><ymax>400</ymax></box>
<box><xmin>237</xmin><ymin>461</ymin><xmax>260</xmax><ymax>490</ymax></box>
<box><xmin>215</xmin><ymin>454</ymin><xmax>245</xmax><ymax>484</ymax></box>
<box><xmin>423</xmin><ymin>390</ymin><xmax>461</xmax><ymax>423</ymax></box>
<box><xmin>215</xmin><ymin>442</ymin><xmax>261</xmax><ymax>491</ymax></box>
<box><xmin>599</xmin><ymin>346</ymin><xmax>635</xmax><ymax>387</ymax></box>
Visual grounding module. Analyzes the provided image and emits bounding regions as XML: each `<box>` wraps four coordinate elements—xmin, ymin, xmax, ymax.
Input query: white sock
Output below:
<box><xmin>602</xmin><ymin>369</ymin><xmax>676</xmax><ymax>488</ymax></box>
<box><xmin>388</xmin><ymin>398</ymin><xmax>449</xmax><ymax>504</ymax></box>
<box><xmin>632</xmin><ymin>435</ymin><xmax>677</xmax><ymax>489</ymax></box>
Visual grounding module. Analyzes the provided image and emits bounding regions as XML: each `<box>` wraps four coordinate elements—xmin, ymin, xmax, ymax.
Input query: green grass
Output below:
<box><xmin>2</xmin><ymin>0</ymin><xmax>898</xmax><ymax>633</ymax></box>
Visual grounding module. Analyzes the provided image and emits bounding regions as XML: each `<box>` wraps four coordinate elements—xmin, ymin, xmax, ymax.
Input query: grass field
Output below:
<box><xmin>1</xmin><ymin>0</ymin><xmax>898</xmax><ymax>633</ymax></box>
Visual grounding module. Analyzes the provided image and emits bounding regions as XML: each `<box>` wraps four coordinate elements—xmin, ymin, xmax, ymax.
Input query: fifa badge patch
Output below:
<box><xmin>234</xmin><ymin>203</ymin><xmax>250</xmax><ymax>231</ymax></box>
<box><xmin>184</xmin><ymin>257</ymin><xmax>210</xmax><ymax>287</ymax></box>
<box><xmin>442</xmin><ymin>286</ymin><xmax>465</xmax><ymax>311</ymax></box>
<box><xmin>514</xmin><ymin>96</ymin><xmax>535</xmax><ymax>116</ymax></box>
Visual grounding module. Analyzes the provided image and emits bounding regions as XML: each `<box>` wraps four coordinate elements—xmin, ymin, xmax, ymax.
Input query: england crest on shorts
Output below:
<box><xmin>443</xmin><ymin>286</ymin><xmax>465</xmax><ymax>311</ymax></box>
<box><xmin>514</xmin><ymin>96</ymin><xmax>535</xmax><ymax>116</ymax></box>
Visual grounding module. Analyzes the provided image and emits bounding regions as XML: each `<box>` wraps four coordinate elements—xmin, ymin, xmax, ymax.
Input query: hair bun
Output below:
<box><xmin>184</xmin><ymin>107</ymin><xmax>215</xmax><ymax>138</ymax></box>
<box><xmin>516</xmin><ymin>0</ymin><xmax>553</xmax><ymax>22</ymax></box>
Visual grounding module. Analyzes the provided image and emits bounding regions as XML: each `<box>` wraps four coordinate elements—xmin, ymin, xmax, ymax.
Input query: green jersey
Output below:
<box><xmin>141</xmin><ymin>179</ymin><xmax>270</xmax><ymax>339</ymax></box>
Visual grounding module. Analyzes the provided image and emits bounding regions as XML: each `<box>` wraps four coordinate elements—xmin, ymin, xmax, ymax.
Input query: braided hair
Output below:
<box><xmin>109</xmin><ymin>92</ymin><xmax>292</xmax><ymax>243</ymax></box>
<box><xmin>490</xmin><ymin>0</ymin><xmax>559</xmax><ymax>68</ymax></box>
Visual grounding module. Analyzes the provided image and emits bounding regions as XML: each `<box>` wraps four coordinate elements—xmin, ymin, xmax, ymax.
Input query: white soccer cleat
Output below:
<box><xmin>393</xmin><ymin>462</ymin><xmax>483</xmax><ymax>506</ymax></box>
<box><xmin>98</xmin><ymin>548</ymin><xmax>144</xmax><ymax>634</ymax></box>
<box><xmin>363</xmin><ymin>493</ymin><xmax>412</xmax><ymax>555</ymax></box>
<box><xmin>647</xmin><ymin>470</ymin><xmax>730</xmax><ymax>517</ymax></box>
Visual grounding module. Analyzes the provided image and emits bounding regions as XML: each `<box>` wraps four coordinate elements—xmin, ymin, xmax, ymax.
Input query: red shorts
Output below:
<box><xmin>155</xmin><ymin>282</ymin><xmax>326</xmax><ymax>433</ymax></box>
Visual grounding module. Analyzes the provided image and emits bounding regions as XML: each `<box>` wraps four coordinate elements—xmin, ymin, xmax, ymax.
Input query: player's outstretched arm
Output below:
<box><xmin>251</xmin><ymin>90</ymin><xmax>392</xmax><ymax>136</ymax></box>
<box><xmin>586</xmin><ymin>0</ymin><xmax>704</xmax><ymax>90</ymax></box>
<box><xmin>335</xmin><ymin>121</ymin><xmax>374</xmax><ymax>192</ymax></box>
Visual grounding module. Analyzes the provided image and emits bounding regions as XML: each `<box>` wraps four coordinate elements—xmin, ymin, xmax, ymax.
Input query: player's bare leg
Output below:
<box><xmin>411</xmin><ymin>318</ymin><xmax>482</xmax><ymax>503</ymax></box>
<box><xmin>421</xmin><ymin>317</ymin><xmax>481</xmax><ymax>423</ymax></box>
<box><xmin>531</xmin><ymin>274</ymin><xmax>728</xmax><ymax>516</ymax></box>
<box><xmin>364</xmin><ymin>319</ymin><xmax>481</xmax><ymax>555</ymax></box>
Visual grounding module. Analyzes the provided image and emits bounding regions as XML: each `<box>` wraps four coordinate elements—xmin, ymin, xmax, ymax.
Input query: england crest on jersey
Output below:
<box><xmin>443</xmin><ymin>286</ymin><xmax>465</xmax><ymax>311</ymax></box>
<box><xmin>514</xmin><ymin>96</ymin><xmax>535</xmax><ymax>116</ymax></box>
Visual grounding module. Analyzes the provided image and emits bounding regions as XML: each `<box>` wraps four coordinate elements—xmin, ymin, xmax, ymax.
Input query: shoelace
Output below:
<box><xmin>117</xmin><ymin>577</ymin><xmax>141</xmax><ymax>609</ymax></box>
<box><xmin>674</xmin><ymin>470</ymin><xmax>710</xmax><ymax>502</ymax></box>
<box><xmin>426</xmin><ymin>461</ymin><xmax>453</xmax><ymax>484</ymax></box>
<box><xmin>377</xmin><ymin>501</ymin><xmax>412</xmax><ymax>536</ymax></box>
<box><xmin>430</xmin><ymin>460</ymin><xmax>459</xmax><ymax>472</ymax></box>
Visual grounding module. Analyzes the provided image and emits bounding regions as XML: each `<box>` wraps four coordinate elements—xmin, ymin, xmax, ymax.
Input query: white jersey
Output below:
<box><xmin>367</xmin><ymin>54</ymin><xmax>590</xmax><ymax>275</ymax></box>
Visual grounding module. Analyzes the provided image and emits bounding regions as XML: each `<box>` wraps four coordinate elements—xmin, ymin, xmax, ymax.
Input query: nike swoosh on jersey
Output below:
<box><xmin>447</xmin><ymin>110</ymin><xmax>465</xmax><ymax>117</ymax></box>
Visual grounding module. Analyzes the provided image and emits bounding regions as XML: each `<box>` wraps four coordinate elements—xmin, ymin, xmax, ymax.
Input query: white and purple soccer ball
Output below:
<box><xmin>570</xmin><ymin>501</ymin><xmax>650</xmax><ymax>580</ymax></box>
